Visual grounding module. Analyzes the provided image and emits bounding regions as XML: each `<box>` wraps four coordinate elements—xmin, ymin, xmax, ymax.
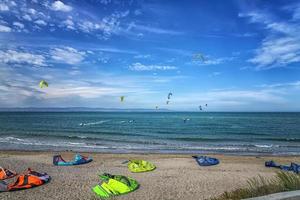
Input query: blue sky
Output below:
<box><xmin>0</xmin><ymin>0</ymin><xmax>300</xmax><ymax>111</ymax></box>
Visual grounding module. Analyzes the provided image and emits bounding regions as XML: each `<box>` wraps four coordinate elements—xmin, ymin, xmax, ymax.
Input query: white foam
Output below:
<box><xmin>255</xmin><ymin>144</ymin><xmax>273</xmax><ymax>148</ymax></box>
<box><xmin>80</xmin><ymin>120</ymin><xmax>110</xmax><ymax>126</ymax></box>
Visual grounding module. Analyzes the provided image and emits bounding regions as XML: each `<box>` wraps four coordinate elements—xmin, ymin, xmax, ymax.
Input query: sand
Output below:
<box><xmin>0</xmin><ymin>151</ymin><xmax>299</xmax><ymax>200</ymax></box>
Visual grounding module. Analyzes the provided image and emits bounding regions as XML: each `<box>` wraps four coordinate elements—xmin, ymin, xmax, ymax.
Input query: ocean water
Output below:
<box><xmin>0</xmin><ymin>112</ymin><xmax>300</xmax><ymax>155</ymax></box>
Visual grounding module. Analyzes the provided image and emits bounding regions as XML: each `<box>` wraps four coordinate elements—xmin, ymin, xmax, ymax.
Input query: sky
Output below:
<box><xmin>0</xmin><ymin>0</ymin><xmax>300</xmax><ymax>111</ymax></box>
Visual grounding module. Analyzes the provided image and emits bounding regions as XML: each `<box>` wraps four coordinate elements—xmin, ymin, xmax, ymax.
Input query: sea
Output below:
<box><xmin>0</xmin><ymin>112</ymin><xmax>300</xmax><ymax>155</ymax></box>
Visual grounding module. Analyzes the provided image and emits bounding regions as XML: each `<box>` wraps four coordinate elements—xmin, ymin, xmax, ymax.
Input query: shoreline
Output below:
<box><xmin>1</xmin><ymin>149</ymin><xmax>299</xmax><ymax>157</ymax></box>
<box><xmin>1</xmin><ymin>151</ymin><xmax>300</xmax><ymax>200</ymax></box>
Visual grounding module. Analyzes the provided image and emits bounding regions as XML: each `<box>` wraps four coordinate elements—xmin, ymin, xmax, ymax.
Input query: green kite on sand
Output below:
<box><xmin>39</xmin><ymin>80</ymin><xmax>48</xmax><ymax>88</ymax></box>
<box><xmin>128</xmin><ymin>160</ymin><xmax>156</xmax><ymax>173</ymax></box>
<box><xmin>92</xmin><ymin>173</ymin><xmax>139</xmax><ymax>198</ymax></box>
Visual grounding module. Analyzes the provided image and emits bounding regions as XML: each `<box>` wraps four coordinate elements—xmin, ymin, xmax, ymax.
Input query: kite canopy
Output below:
<box><xmin>120</xmin><ymin>96</ymin><xmax>125</xmax><ymax>102</ymax></box>
<box><xmin>92</xmin><ymin>173</ymin><xmax>139</xmax><ymax>198</ymax></box>
<box><xmin>265</xmin><ymin>160</ymin><xmax>300</xmax><ymax>173</ymax></box>
<box><xmin>167</xmin><ymin>92</ymin><xmax>172</xmax><ymax>99</ymax></box>
<box><xmin>53</xmin><ymin>154</ymin><xmax>92</xmax><ymax>166</ymax></box>
<box><xmin>128</xmin><ymin>160</ymin><xmax>156</xmax><ymax>173</ymax></box>
<box><xmin>39</xmin><ymin>80</ymin><xmax>48</xmax><ymax>88</ymax></box>
<box><xmin>0</xmin><ymin>168</ymin><xmax>50</xmax><ymax>192</ymax></box>
<box><xmin>0</xmin><ymin>167</ymin><xmax>17</xmax><ymax>180</ymax></box>
<box><xmin>192</xmin><ymin>53</ymin><xmax>205</xmax><ymax>62</ymax></box>
<box><xmin>193</xmin><ymin>156</ymin><xmax>219</xmax><ymax>166</ymax></box>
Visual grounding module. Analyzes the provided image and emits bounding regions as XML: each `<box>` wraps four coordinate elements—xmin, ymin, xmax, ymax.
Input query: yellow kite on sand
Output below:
<box><xmin>127</xmin><ymin>160</ymin><xmax>156</xmax><ymax>173</ymax></box>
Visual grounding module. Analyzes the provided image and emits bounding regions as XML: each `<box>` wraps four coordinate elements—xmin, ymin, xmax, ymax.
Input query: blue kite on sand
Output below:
<box><xmin>265</xmin><ymin>160</ymin><xmax>300</xmax><ymax>173</ymax></box>
<box><xmin>53</xmin><ymin>154</ymin><xmax>93</xmax><ymax>166</ymax></box>
<box><xmin>192</xmin><ymin>156</ymin><xmax>219</xmax><ymax>166</ymax></box>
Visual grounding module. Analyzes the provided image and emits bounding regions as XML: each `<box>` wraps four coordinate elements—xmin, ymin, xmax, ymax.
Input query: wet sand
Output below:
<box><xmin>0</xmin><ymin>151</ymin><xmax>298</xmax><ymax>200</ymax></box>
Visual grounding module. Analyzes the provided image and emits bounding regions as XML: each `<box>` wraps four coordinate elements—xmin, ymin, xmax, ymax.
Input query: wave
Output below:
<box><xmin>79</xmin><ymin>120</ymin><xmax>110</xmax><ymax>126</ymax></box>
<box><xmin>254</xmin><ymin>144</ymin><xmax>274</xmax><ymax>148</ymax></box>
<box><xmin>1</xmin><ymin>136</ymin><xmax>300</xmax><ymax>155</ymax></box>
<box><xmin>260</xmin><ymin>138</ymin><xmax>300</xmax><ymax>142</ymax></box>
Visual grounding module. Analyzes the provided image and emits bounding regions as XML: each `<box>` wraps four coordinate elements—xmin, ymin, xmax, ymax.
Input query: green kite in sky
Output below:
<box><xmin>39</xmin><ymin>80</ymin><xmax>48</xmax><ymax>88</ymax></box>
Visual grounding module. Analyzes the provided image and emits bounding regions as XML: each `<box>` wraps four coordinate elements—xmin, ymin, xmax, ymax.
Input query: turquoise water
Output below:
<box><xmin>0</xmin><ymin>112</ymin><xmax>300</xmax><ymax>155</ymax></box>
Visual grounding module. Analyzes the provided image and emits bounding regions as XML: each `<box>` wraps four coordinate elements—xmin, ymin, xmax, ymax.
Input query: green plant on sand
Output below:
<box><xmin>211</xmin><ymin>172</ymin><xmax>300</xmax><ymax>200</ymax></box>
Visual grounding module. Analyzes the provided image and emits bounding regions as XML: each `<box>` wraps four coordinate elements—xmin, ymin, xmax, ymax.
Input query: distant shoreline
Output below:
<box><xmin>1</xmin><ymin>109</ymin><xmax>300</xmax><ymax>112</ymax></box>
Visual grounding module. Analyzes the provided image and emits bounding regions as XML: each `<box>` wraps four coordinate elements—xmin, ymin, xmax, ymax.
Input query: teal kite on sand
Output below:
<box><xmin>53</xmin><ymin>154</ymin><xmax>92</xmax><ymax>166</ymax></box>
<box><xmin>92</xmin><ymin>173</ymin><xmax>139</xmax><ymax>198</ymax></box>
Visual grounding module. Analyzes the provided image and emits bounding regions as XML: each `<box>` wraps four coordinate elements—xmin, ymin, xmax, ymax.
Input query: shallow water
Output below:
<box><xmin>0</xmin><ymin>112</ymin><xmax>300</xmax><ymax>155</ymax></box>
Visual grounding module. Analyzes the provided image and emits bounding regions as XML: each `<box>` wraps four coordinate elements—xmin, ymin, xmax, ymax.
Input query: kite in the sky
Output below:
<box><xmin>120</xmin><ymin>96</ymin><xmax>125</xmax><ymax>102</ymax></box>
<box><xmin>39</xmin><ymin>80</ymin><xmax>48</xmax><ymax>88</ymax></box>
<box><xmin>166</xmin><ymin>101</ymin><xmax>170</xmax><ymax>105</ymax></box>
<box><xmin>183</xmin><ymin>118</ymin><xmax>190</xmax><ymax>123</ymax></box>
<box><xmin>199</xmin><ymin>106</ymin><xmax>202</xmax><ymax>111</ymax></box>
<box><xmin>167</xmin><ymin>92</ymin><xmax>173</xmax><ymax>99</ymax></box>
<box><xmin>192</xmin><ymin>53</ymin><xmax>206</xmax><ymax>62</ymax></box>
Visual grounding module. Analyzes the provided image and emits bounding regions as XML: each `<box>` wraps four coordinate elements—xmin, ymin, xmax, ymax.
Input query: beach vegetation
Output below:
<box><xmin>211</xmin><ymin>171</ymin><xmax>300</xmax><ymax>200</ymax></box>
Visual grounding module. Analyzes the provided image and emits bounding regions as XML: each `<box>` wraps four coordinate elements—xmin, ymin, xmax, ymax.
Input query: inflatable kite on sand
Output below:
<box><xmin>192</xmin><ymin>155</ymin><xmax>219</xmax><ymax>166</ymax></box>
<box><xmin>127</xmin><ymin>160</ymin><xmax>156</xmax><ymax>173</ymax></box>
<box><xmin>0</xmin><ymin>168</ymin><xmax>50</xmax><ymax>192</ymax></box>
<box><xmin>53</xmin><ymin>154</ymin><xmax>93</xmax><ymax>166</ymax></box>
<box><xmin>0</xmin><ymin>167</ymin><xmax>17</xmax><ymax>180</ymax></box>
<box><xmin>92</xmin><ymin>173</ymin><xmax>139</xmax><ymax>198</ymax></box>
<box><xmin>265</xmin><ymin>160</ymin><xmax>300</xmax><ymax>173</ymax></box>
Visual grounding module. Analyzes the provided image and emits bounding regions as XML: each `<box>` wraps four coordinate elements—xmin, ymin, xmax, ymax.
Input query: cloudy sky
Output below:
<box><xmin>0</xmin><ymin>0</ymin><xmax>300</xmax><ymax>111</ymax></box>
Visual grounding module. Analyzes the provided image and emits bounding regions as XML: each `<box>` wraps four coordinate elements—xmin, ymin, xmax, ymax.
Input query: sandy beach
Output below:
<box><xmin>0</xmin><ymin>151</ymin><xmax>299</xmax><ymax>200</ymax></box>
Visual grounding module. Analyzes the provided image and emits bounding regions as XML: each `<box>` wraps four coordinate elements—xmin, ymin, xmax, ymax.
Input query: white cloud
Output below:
<box><xmin>249</xmin><ymin>36</ymin><xmax>300</xmax><ymax>69</ymax></box>
<box><xmin>0</xmin><ymin>0</ymin><xmax>129</xmax><ymax>38</ymax></box>
<box><xmin>240</xmin><ymin>9</ymin><xmax>300</xmax><ymax>69</ymax></box>
<box><xmin>258</xmin><ymin>81</ymin><xmax>300</xmax><ymax>89</ymax></box>
<box><xmin>0</xmin><ymin>50</ymin><xmax>47</xmax><ymax>66</ymax></box>
<box><xmin>100</xmin><ymin>0</ymin><xmax>111</xmax><ymax>5</ymax></box>
<box><xmin>293</xmin><ymin>3</ymin><xmax>300</xmax><ymax>20</ymax></box>
<box><xmin>209</xmin><ymin>72</ymin><xmax>222</xmax><ymax>77</ymax></box>
<box><xmin>13</xmin><ymin>22</ymin><xmax>24</xmax><ymax>29</ymax></box>
<box><xmin>134</xmin><ymin>54</ymin><xmax>151</xmax><ymax>59</ymax></box>
<box><xmin>174</xmin><ymin>88</ymin><xmax>288</xmax><ymax>111</ymax></box>
<box><xmin>28</xmin><ymin>8</ymin><xmax>36</xmax><ymax>15</ymax></box>
<box><xmin>129</xmin><ymin>62</ymin><xmax>177</xmax><ymax>71</ymax></box>
<box><xmin>23</xmin><ymin>14</ymin><xmax>32</xmax><ymax>21</ymax></box>
<box><xmin>34</xmin><ymin>20</ymin><xmax>47</xmax><ymax>26</ymax></box>
<box><xmin>0</xmin><ymin>24</ymin><xmax>11</xmax><ymax>32</ymax></box>
<box><xmin>62</xmin><ymin>18</ymin><xmax>74</xmax><ymax>30</ymax></box>
<box><xmin>191</xmin><ymin>56</ymin><xmax>234</xmax><ymax>66</ymax></box>
<box><xmin>133</xmin><ymin>24</ymin><xmax>183</xmax><ymax>35</ymax></box>
<box><xmin>77</xmin><ymin>11</ymin><xmax>129</xmax><ymax>39</ymax></box>
<box><xmin>51</xmin><ymin>1</ymin><xmax>72</xmax><ymax>12</ymax></box>
<box><xmin>0</xmin><ymin>3</ymin><xmax>9</xmax><ymax>11</ymax></box>
<box><xmin>134</xmin><ymin>9</ymin><xmax>142</xmax><ymax>16</ymax></box>
<box><xmin>50</xmin><ymin>47</ymin><xmax>86</xmax><ymax>65</ymax></box>
<box><xmin>69</xmin><ymin>70</ymin><xmax>81</xmax><ymax>76</ymax></box>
